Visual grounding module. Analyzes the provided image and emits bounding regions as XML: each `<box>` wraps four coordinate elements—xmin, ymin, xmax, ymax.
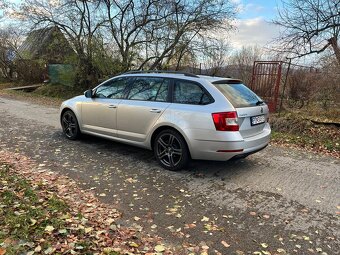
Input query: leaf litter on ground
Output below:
<box><xmin>0</xmin><ymin>150</ymin><xmax>173</xmax><ymax>254</ymax></box>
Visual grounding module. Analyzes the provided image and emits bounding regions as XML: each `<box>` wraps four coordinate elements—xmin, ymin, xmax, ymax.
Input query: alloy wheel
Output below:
<box><xmin>62</xmin><ymin>111</ymin><xmax>79</xmax><ymax>139</ymax></box>
<box><xmin>156</xmin><ymin>133</ymin><xmax>183</xmax><ymax>168</ymax></box>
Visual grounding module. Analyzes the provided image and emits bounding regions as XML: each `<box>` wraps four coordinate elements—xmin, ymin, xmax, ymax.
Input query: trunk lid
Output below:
<box><xmin>236</xmin><ymin>105</ymin><xmax>269</xmax><ymax>138</ymax></box>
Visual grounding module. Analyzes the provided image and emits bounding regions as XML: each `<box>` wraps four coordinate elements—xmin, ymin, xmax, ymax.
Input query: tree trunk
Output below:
<box><xmin>329</xmin><ymin>37</ymin><xmax>340</xmax><ymax>66</ymax></box>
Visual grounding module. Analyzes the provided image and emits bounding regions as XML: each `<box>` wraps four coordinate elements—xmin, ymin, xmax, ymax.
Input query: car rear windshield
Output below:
<box><xmin>214</xmin><ymin>83</ymin><xmax>263</xmax><ymax>108</ymax></box>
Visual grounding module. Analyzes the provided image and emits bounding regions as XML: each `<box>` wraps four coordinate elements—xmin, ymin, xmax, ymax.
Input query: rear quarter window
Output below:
<box><xmin>173</xmin><ymin>80</ymin><xmax>213</xmax><ymax>105</ymax></box>
<box><xmin>214</xmin><ymin>83</ymin><xmax>263</xmax><ymax>108</ymax></box>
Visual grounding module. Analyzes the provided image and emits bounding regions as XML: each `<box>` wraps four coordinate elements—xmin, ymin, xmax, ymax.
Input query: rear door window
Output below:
<box><xmin>214</xmin><ymin>83</ymin><xmax>263</xmax><ymax>108</ymax></box>
<box><xmin>127</xmin><ymin>77</ymin><xmax>170</xmax><ymax>102</ymax></box>
<box><xmin>173</xmin><ymin>80</ymin><xmax>213</xmax><ymax>105</ymax></box>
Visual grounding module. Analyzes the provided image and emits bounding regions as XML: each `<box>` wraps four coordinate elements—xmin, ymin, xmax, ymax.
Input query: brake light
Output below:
<box><xmin>212</xmin><ymin>111</ymin><xmax>239</xmax><ymax>131</ymax></box>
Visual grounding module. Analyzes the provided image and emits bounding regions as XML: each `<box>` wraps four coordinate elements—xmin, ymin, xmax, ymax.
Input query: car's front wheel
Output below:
<box><xmin>154</xmin><ymin>129</ymin><xmax>189</xmax><ymax>171</ymax></box>
<box><xmin>61</xmin><ymin>110</ymin><xmax>80</xmax><ymax>140</ymax></box>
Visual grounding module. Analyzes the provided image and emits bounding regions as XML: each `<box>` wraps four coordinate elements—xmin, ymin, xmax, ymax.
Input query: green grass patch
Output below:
<box><xmin>0</xmin><ymin>163</ymin><xmax>67</xmax><ymax>253</ymax></box>
<box><xmin>0</xmin><ymin>162</ymin><xmax>121</xmax><ymax>254</ymax></box>
<box><xmin>33</xmin><ymin>84</ymin><xmax>83</xmax><ymax>99</ymax></box>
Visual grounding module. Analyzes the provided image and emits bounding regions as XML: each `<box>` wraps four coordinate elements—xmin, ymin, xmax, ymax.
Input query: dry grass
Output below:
<box><xmin>270</xmin><ymin>110</ymin><xmax>340</xmax><ymax>157</ymax></box>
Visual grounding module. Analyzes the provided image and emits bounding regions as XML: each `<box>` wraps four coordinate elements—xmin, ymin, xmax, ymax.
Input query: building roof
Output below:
<box><xmin>19</xmin><ymin>26</ymin><xmax>73</xmax><ymax>62</ymax></box>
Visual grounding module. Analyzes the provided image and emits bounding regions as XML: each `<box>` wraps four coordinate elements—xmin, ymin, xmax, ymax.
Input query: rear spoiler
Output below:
<box><xmin>212</xmin><ymin>79</ymin><xmax>242</xmax><ymax>84</ymax></box>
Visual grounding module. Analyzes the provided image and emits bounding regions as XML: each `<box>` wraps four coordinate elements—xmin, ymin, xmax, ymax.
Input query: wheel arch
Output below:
<box><xmin>60</xmin><ymin>107</ymin><xmax>82</xmax><ymax>129</ymax></box>
<box><xmin>60</xmin><ymin>107</ymin><xmax>74</xmax><ymax>124</ymax></box>
<box><xmin>150</xmin><ymin>125</ymin><xmax>192</xmax><ymax>158</ymax></box>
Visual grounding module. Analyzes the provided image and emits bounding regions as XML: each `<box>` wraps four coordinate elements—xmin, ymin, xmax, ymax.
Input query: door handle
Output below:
<box><xmin>149</xmin><ymin>109</ymin><xmax>161</xmax><ymax>113</ymax></box>
<box><xmin>108</xmin><ymin>105</ymin><xmax>117</xmax><ymax>108</ymax></box>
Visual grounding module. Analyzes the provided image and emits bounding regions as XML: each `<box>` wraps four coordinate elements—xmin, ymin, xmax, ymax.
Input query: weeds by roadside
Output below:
<box><xmin>270</xmin><ymin>111</ymin><xmax>340</xmax><ymax>158</ymax></box>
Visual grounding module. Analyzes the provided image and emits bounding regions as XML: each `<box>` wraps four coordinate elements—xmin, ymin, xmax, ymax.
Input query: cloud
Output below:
<box><xmin>229</xmin><ymin>17</ymin><xmax>280</xmax><ymax>49</ymax></box>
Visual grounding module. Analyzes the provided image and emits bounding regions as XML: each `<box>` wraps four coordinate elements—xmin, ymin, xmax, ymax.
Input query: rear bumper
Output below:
<box><xmin>188</xmin><ymin>124</ymin><xmax>271</xmax><ymax>161</ymax></box>
<box><xmin>231</xmin><ymin>144</ymin><xmax>268</xmax><ymax>160</ymax></box>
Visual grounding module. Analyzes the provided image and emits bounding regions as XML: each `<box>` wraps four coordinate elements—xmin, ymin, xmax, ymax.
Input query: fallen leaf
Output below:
<box><xmin>261</xmin><ymin>243</ymin><xmax>268</xmax><ymax>248</ymax></box>
<box><xmin>85</xmin><ymin>227</ymin><xmax>93</xmax><ymax>233</ymax></box>
<box><xmin>44</xmin><ymin>247</ymin><xmax>55</xmax><ymax>254</ymax></box>
<box><xmin>34</xmin><ymin>246</ymin><xmax>42</xmax><ymax>252</ymax></box>
<box><xmin>129</xmin><ymin>242</ymin><xmax>139</xmax><ymax>248</ymax></box>
<box><xmin>0</xmin><ymin>248</ymin><xmax>6</xmax><ymax>255</ymax></box>
<box><xmin>202</xmin><ymin>245</ymin><xmax>209</xmax><ymax>250</ymax></box>
<box><xmin>125</xmin><ymin>178</ymin><xmax>137</xmax><ymax>183</ymax></box>
<box><xmin>221</xmin><ymin>241</ymin><xmax>230</xmax><ymax>248</ymax></box>
<box><xmin>184</xmin><ymin>223</ymin><xmax>196</xmax><ymax>229</ymax></box>
<box><xmin>58</xmin><ymin>229</ymin><xmax>67</xmax><ymax>234</ymax></box>
<box><xmin>201</xmin><ymin>216</ymin><xmax>209</xmax><ymax>222</ymax></box>
<box><xmin>103</xmin><ymin>247</ymin><xmax>114</xmax><ymax>254</ymax></box>
<box><xmin>236</xmin><ymin>251</ymin><xmax>245</xmax><ymax>255</ymax></box>
<box><xmin>45</xmin><ymin>225</ymin><xmax>54</xmax><ymax>232</ymax></box>
<box><xmin>106</xmin><ymin>218</ymin><xmax>115</xmax><ymax>224</ymax></box>
<box><xmin>154</xmin><ymin>244</ymin><xmax>165</xmax><ymax>252</ymax></box>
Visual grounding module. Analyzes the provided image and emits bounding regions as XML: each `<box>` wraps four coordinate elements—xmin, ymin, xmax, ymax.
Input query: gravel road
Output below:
<box><xmin>0</xmin><ymin>96</ymin><xmax>339</xmax><ymax>254</ymax></box>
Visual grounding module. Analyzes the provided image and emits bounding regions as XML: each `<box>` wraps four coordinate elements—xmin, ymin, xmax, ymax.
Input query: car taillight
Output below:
<box><xmin>212</xmin><ymin>111</ymin><xmax>239</xmax><ymax>131</ymax></box>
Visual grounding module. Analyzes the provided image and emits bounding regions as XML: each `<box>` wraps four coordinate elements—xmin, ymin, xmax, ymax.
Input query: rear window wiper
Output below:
<box><xmin>256</xmin><ymin>100</ymin><xmax>264</xmax><ymax>105</ymax></box>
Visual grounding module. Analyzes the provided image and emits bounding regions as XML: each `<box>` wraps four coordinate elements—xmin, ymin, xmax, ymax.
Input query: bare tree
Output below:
<box><xmin>229</xmin><ymin>46</ymin><xmax>263</xmax><ymax>84</ymax></box>
<box><xmin>0</xmin><ymin>0</ymin><xmax>7</xmax><ymax>22</ymax></box>
<box><xmin>20</xmin><ymin>0</ymin><xmax>107</xmax><ymax>86</ymax></box>
<box><xmin>0</xmin><ymin>25</ymin><xmax>25</xmax><ymax>80</ymax></box>
<box><xmin>199</xmin><ymin>37</ymin><xmax>230</xmax><ymax>75</ymax></box>
<box><xmin>102</xmin><ymin>0</ymin><xmax>236</xmax><ymax>71</ymax></box>
<box><xmin>274</xmin><ymin>0</ymin><xmax>340</xmax><ymax>65</ymax></box>
<box><xmin>13</xmin><ymin>0</ymin><xmax>236</xmax><ymax>85</ymax></box>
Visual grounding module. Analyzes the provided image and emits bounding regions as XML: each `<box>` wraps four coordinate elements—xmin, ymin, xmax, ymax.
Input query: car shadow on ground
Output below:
<box><xmin>57</xmin><ymin>132</ymin><xmax>258</xmax><ymax>179</ymax></box>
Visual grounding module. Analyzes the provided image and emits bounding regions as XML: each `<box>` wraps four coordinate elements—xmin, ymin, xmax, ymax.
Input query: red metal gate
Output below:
<box><xmin>250</xmin><ymin>61</ymin><xmax>283</xmax><ymax>112</ymax></box>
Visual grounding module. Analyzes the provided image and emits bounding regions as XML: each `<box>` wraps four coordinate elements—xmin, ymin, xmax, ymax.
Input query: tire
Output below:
<box><xmin>153</xmin><ymin>129</ymin><xmax>189</xmax><ymax>171</ymax></box>
<box><xmin>61</xmin><ymin>110</ymin><xmax>81</xmax><ymax>140</ymax></box>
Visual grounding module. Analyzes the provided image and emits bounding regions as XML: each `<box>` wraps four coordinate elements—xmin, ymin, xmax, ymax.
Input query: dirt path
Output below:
<box><xmin>1</xmin><ymin>96</ymin><xmax>339</xmax><ymax>254</ymax></box>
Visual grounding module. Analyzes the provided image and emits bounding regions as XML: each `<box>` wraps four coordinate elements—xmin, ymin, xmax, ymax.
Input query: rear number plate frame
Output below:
<box><xmin>250</xmin><ymin>115</ymin><xmax>265</xmax><ymax>126</ymax></box>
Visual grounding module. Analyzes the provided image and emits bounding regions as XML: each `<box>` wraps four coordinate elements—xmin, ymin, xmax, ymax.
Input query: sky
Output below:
<box><xmin>228</xmin><ymin>0</ymin><xmax>281</xmax><ymax>49</ymax></box>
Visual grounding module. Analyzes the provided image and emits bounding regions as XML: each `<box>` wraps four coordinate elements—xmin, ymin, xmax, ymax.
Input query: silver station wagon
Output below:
<box><xmin>60</xmin><ymin>71</ymin><xmax>271</xmax><ymax>170</ymax></box>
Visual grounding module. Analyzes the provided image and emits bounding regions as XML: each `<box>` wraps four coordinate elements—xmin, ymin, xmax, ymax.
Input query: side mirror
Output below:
<box><xmin>84</xmin><ymin>89</ymin><xmax>93</xmax><ymax>98</ymax></box>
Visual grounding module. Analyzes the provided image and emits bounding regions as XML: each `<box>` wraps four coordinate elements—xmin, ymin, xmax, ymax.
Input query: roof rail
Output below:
<box><xmin>123</xmin><ymin>70</ymin><xmax>200</xmax><ymax>78</ymax></box>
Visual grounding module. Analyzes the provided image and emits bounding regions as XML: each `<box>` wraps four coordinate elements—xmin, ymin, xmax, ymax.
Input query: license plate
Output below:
<box><xmin>250</xmin><ymin>115</ymin><xmax>265</xmax><ymax>126</ymax></box>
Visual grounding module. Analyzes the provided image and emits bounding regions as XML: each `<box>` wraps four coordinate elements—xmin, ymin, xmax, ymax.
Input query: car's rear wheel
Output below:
<box><xmin>61</xmin><ymin>110</ymin><xmax>80</xmax><ymax>140</ymax></box>
<box><xmin>154</xmin><ymin>129</ymin><xmax>189</xmax><ymax>171</ymax></box>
